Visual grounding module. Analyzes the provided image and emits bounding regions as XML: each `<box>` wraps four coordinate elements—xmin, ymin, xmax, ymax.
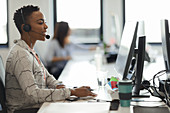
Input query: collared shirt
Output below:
<box><xmin>5</xmin><ymin>39</ymin><xmax>71</xmax><ymax>113</ymax></box>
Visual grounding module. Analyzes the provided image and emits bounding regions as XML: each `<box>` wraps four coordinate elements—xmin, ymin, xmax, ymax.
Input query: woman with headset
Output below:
<box><xmin>5</xmin><ymin>5</ymin><xmax>96</xmax><ymax>113</ymax></box>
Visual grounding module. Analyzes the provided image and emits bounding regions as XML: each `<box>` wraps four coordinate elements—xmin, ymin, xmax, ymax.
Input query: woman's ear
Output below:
<box><xmin>21</xmin><ymin>24</ymin><xmax>25</xmax><ymax>33</ymax></box>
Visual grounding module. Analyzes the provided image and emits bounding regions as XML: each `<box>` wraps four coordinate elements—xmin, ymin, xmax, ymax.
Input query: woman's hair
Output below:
<box><xmin>13</xmin><ymin>5</ymin><xmax>40</xmax><ymax>34</ymax></box>
<box><xmin>53</xmin><ymin>21</ymin><xmax>70</xmax><ymax>48</ymax></box>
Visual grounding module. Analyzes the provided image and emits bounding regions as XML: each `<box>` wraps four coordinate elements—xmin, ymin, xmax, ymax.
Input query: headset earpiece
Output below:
<box><xmin>21</xmin><ymin>9</ymin><xmax>31</xmax><ymax>32</ymax></box>
<box><xmin>23</xmin><ymin>24</ymin><xmax>31</xmax><ymax>32</ymax></box>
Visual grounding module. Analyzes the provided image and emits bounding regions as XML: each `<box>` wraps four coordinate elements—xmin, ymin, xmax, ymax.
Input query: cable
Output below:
<box><xmin>140</xmin><ymin>83</ymin><xmax>154</xmax><ymax>96</ymax></box>
<box><xmin>148</xmin><ymin>70</ymin><xmax>166</xmax><ymax>82</ymax></box>
<box><xmin>151</xmin><ymin>69</ymin><xmax>170</xmax><ymax>106</ymax></box>
<box><xmin>163</xmin><ymin>80</ymin><xmax>170</xmax><ymax>107</ymax></box>
<box><xmin>153</xmin><ymin>70</ymin><xmax>166</xmax><ymax>87</ymax></box>
<box><xmin>152</xmin><ymin>70</ymin><xmax>166</xmax><ymax>98</ymax></box>
<box><xmin>27</xmin><ymin>33</ymin><xmax>35</xmax><ymax>74</ymax></box>
<box><xmin>136</xmin><ymin>70</ymin><xmax>166</xmax><ymax>96</ymax></box>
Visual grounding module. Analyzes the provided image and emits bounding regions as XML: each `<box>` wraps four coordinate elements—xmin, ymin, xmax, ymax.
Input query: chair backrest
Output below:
<box><xmin>0</xmin><ymin>55</ymin><xmax>7</xmax><ymax>113</ymax></box>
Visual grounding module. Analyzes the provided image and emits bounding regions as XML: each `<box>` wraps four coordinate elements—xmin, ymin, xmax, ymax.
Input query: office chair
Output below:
<box><xmin>0</xmin><ymin>56</ymin><xmax>39</xmax><ymax>113</ymax></box>
<box><xmin>0</xmin><ymin>55</ymin><xmax>7</xmax><ymax>113</ymax></box>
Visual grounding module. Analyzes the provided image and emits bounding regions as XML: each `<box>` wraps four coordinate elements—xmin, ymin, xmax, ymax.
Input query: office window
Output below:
<box><xmin>0</xmin><ymin>0</ymin><xmax>8</xmax><ymax>47</ymax></box>
<box><xmin>125</xmin><ymin>0</ymin><xmax>170</xmax><ymax>43</ymax></box>
<box><xmin>56</xmin><ymin>0</ymin><xmax>101</xmax><ymax>44</ymax></box>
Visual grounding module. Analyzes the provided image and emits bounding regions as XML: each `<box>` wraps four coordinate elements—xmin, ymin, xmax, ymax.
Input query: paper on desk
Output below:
<box><xmin>38</xmin><ymin>102</ymin><xmax>110</xmax><ymax>113</ymax></box>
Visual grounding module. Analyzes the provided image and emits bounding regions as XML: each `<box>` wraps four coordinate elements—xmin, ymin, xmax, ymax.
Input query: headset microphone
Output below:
<box><xmin>46</xmin><ymin>35</ymin><xmax>50</xmax><ymax>39</ymax></box>
<box><xmin>31</xmin><ymin>30</ymin><xmax>50</xmax><ymax>39</ymax></box>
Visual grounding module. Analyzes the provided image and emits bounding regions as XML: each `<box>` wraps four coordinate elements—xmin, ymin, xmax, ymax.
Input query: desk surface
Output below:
<box><xmin>38</xmin><ymin>102</ymin><xmax>133</xmax><ymax>113</ymax></box>
<box><xmin>38</xmin><ymin>52</ymin><xmax>169</xmax><ymax>113</ymax></box>
<box><xmin>58</xmin><ymin>51</ymin><xmax>120</xmax><ymax>89</ymax></box>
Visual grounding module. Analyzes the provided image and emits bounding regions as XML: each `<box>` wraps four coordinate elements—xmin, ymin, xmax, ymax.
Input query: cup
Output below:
<box><xmin>96</xmin><ymin>70</ymin><xmax>108</xmax><ymax>87</ymax></box>
<box><xmin>118</xmin><ymin>80</ymin><xmax>132</xmax><ymax>107</ymax></box>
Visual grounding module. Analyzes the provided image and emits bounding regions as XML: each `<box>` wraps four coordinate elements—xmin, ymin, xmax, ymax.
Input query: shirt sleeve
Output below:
<box><xmin>13</xmin><ymin>50</ymin><xmax>71</xmax><ymax>103</ymax></box>
<box><xmin>69</xmin><ymin>42</ymin><xmax>90</xmax><ymax>52</ymax></box>
<box><xmin>45</xmin><ymin>67</ymin><xmax>63</xmax><ymax>89</ymax></box>
<box><xmin>44</xmin><ymin>40</ymin><xmax>58</xmax><ymax>63</ymax></box>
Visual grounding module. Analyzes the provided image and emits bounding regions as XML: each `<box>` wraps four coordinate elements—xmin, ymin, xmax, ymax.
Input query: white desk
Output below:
<box><xmin>38</xmin><ymin>51</ymin><xmax>169</xmax><ymax>113</ymax></box>
<box><xmin>38</xmin><ymin>102</ymin><xmax>131</xmax><ymax>113</ymax></box>
<box><xmin>58</xmin><ymin>60</ymin><xmax>98</xmax><ymax>89</ymax></box>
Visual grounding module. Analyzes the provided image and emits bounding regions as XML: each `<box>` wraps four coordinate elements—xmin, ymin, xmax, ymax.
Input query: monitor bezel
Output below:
<box><xmin>133</xmin><ymin>36</ymin><xmax>146</xmax><ymax>96</ymax></box>
<box><xmin>160</xmin><ymin>19</ymin><xmax>170</xmax><ymax>73</ymax></box>
<box><xmin>115</xmin><ymin>21</ymin><xmax>139</xmax><ymax>80</ymax></box>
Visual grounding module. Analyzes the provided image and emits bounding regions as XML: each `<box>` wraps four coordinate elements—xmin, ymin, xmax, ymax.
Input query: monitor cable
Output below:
<box><xmin>152</xmin><ymin>69</ymin><xmax>170</xmax><ymax>106</ymax></box>
<box><xmin>152</xmin><ymin>70</ymin><xmax>166</xmax><ymax>97</ymax></box>
<box><xmin>135</xmin><ymin>70</ymin><xmax>167</xmax><ymax>103</ymax></box>
<box><xmin>164</xmin><ymin>80</ymin><xmax>170</xmax><ymax>107</ymax></box>
<box><xmin>158</xmin><ymin>78</ymin><xmax>170</xmax><ymax>107</ymax></box>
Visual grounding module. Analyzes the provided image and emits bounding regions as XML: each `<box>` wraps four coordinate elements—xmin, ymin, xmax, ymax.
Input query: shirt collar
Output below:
<box><xmin>14</xmin><ymin>39</ymin><xmax>32</xmax><ymax>53</ymax></box>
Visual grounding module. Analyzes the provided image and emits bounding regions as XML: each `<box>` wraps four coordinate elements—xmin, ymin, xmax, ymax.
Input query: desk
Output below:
<box><xmin>58</xmin><ymin>51</ymin><xmax>121</xmax><ymax>89</ymax></box>
<box><xmin>38</xmin><ymin>51</ymin><xmax>169</xmax><ymax>113</ymax></box>
<box><xmin>38</xmin><ymin>102</ymin><xmax>132</xmax><ymax>113</ymax></box>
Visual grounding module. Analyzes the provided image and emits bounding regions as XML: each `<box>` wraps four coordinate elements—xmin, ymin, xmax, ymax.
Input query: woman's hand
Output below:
<box><xmin>70</xmin><ymin>86</ymin><xmax>97</xmax><ymax>97</ymax></box>
<box><xmin>65</xmin><ymin>56</ymin><xmax>71</xmax><ymax>60</ymax></box>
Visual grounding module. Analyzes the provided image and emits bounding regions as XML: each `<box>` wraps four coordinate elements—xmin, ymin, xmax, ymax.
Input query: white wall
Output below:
<box><xmin>0</xmin><ymin>0</ymin><xmax>123</xmax><ymax>65</ymax></box>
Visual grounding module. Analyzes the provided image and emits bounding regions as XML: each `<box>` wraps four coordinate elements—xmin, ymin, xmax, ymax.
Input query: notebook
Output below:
<box><xmin>38</xmin><ymin>102</ymin><xmax>110</xmax><ymax>113</ymax></box>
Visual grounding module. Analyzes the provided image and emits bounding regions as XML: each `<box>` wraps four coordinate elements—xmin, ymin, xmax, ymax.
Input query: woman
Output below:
<box><xmin>5</xmin><ymin>5</ymin><xmax>96</xmax><ymax>113</ymax></box>
<box><xmin>45</xmin><ymin>21</ymin><xmax>95</xmax><ymax>79</ymax></box>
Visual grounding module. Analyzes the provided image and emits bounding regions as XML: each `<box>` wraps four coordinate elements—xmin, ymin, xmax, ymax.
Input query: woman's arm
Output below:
<box><xmin>51</xmin><ymin>56</ymin><xmax>71</xmax><ymax>62</ymax></box>
<box><xmin>13</xmin><ymin>50</ymin><xmax>71</xmax><ymax>103</ymax></box>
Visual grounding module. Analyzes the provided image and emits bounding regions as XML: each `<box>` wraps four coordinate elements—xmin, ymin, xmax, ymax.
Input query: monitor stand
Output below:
<box><xmin>131</xmin><ymin>36</ymin><xmax>150</xmax><ymax>98</ymax></box>
<box><xmin>132</xmin><ymin>89</ymin><xmax>150</xmax><ymax>98</ymax></box>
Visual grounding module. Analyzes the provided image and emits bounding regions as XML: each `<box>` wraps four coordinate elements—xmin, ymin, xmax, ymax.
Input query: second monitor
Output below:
<box><xmin>114</xmin><ymin>21</ymin><xmax>148</xmax><ymax>97</ymax></box>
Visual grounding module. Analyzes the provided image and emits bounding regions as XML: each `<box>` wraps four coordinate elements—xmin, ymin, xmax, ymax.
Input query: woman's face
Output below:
<box><xmin>27</xmin><ymin>11</ymin><xmax>48</xmax><ymax>41</ymax></box>
<box><xmin>67</xmin><ymin>28</ymin><xmax>71</xmax><ymax>37</ymax></box>
<box><xmin>64</xmin><ymin>29</ymin><xmax>71</xmax><ymax>44</ymax></box>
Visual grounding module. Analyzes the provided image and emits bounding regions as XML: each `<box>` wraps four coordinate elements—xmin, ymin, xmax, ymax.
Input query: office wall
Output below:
<box><xmin>0</xmin><ymin>0</ymin><xmax>123</xmax><ymax>65</ymax></box>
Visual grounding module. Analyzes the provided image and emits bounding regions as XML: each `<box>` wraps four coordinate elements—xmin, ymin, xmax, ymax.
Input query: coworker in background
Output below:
<box><xmin>45</xmin><ymin>21</ymin><xmax>96</xmax><ymax>79</ymax></box>
<box><xmin>5</xmin><ymin>5</ymin><xmax>97</xmax><ymax>113</ymax></box>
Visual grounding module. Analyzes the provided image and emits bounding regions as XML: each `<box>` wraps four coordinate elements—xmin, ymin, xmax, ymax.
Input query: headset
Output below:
<box><xmin>21</xmin><ymin>9</ymin><xmax>31</xmax><ymax>32</ymax></box>
<box><xmin>20</xmin><ymin>8</ymin><xmax>50</xmax><ymax>39</ymax></box>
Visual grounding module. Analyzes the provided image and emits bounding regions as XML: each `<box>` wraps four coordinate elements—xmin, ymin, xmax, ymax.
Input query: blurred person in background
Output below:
<box><xmin>44</xmin><ymin>21</ymin><xmax>96</xmax><ymax>79</ymax></box>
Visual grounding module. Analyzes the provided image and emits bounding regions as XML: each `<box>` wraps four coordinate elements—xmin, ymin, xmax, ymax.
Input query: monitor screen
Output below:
<box><xmin>114</xmin><ymin>21</ymin><xmax>148</xmax><ymax>97</ymax></box>
<box><xmin>160</xmin><ymin>19</ymin><xmax>170</xmax><ymax>75</ymax></box>
<box><xmin>115</xmin><ymin>21</ymin><xmax>139</xmax><ymax>80</ymax></box>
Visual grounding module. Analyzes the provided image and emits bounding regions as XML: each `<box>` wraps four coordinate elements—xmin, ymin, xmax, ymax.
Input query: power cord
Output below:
<box><xmin>136</xmin><ymin>70</ymin><xmax>167</xmax><ymax>104</ymax></box>
<box><xmin>152</xmin><ymin>70</ymin><xmax>170</xmax><ymax>107</ymax></box>
<box><xmin>152</xmin><ymin>70</ymin><xmax>166</xmax><ymax>98</ymax></box>
<box><xmin>163</xmin><ymin>79</ymin><xmax>170</xmax><ymax>107</ymax></box>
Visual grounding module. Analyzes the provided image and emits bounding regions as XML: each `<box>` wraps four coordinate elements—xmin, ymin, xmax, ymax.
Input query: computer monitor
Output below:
<box><xmin>132</xmin><ymin>36</ymin><xmax>146</xmax><ymax>96</ymax></box>
<box><xmin>115</xmin><ymin>21</ymin><xmax>148</xmax><ymax>97</ymax></box>
<box><xmin>115</xmin><ymin>21</ymin><xmax>138</xmax><ymax>80</ymax></box>
<box><xmin>160</xmin><ymin>19</ymin><xmax>170</xmax><ymax>78</ymax></box>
